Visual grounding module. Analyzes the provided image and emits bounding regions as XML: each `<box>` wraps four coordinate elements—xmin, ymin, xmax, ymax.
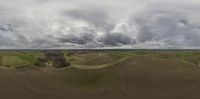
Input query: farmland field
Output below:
<box><xmin>0</xmin><ymin>50</ymin><xmax>200</xmax><ymax>99</ymax></box>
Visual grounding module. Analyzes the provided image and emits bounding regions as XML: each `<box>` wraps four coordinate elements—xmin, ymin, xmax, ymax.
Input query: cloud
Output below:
<box><xmin>0</xmin><ymin>0</ymin><xmax>200</xmax><ymax>49</ymax></box>
<box><xmin>59</xmin><ymin>32</ymin><xmax>95</xmax><ymax>45</ymax></box>
<box><xmin>64</xmin><ymin>8</ymin><xmax>114</xmax><ymax>32</ymax></box>
<box><xmin>133</xmin><ymin>4</ymin><xmax>200</xmax><ymax>48</ymax></box>
<box><xmin>99</xmin><ymin>33</ymin><xmax>133</xmax><ymax>46</ymax></box>
<box><xmin>0</xmin><ymin>24</ymin><xmax>12</xmax><ymax>32</ymax></box>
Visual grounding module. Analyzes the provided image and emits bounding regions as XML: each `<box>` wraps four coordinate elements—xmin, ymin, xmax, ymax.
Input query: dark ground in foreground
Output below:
<box><xmin>1</xmin><ymin>51</ymin><xmax>200</xmax><ymax>99</ymax></box>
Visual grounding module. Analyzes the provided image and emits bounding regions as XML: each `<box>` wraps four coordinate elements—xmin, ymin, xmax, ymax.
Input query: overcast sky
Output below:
<box><xmin>0</xmin><ymin>0</ymin><xmax>200</xmax><ymax>49</ymax></box>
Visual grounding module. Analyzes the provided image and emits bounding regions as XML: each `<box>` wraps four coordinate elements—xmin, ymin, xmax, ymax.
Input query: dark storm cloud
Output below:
<box><xmin>30</xmin><ymin>37</ymin><xmax>64</xmax><ymax>48</ymax></box>
<box><xmin>59</xmin><ymin>32</ymin><xmax>95</xmax><ymax>45</ymax></box>
<box><xmin>99</xmin><ymin>33</ymin><xmax>132</xmax><ymax>46</ymax></box>
<box><xmin>0</xmin><ymin>34</ymin><xmax>18</xmax><ymax>48</ymax></box>
<box><xmin>0</xmin><ymin>24</ymin><xmax>12</xmax><ymax>32</ymax></box>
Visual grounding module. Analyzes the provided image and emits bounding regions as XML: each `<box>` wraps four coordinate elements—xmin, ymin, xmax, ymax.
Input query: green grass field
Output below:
<box><xmin>1</xmin><ymin>50</ymin><xmax>200</xmax><ymax>69</ymax></box>
<box><xmin>0</xmin><ymin>51</ymin><xmax>43</xmax><ymax>68</ymax></box>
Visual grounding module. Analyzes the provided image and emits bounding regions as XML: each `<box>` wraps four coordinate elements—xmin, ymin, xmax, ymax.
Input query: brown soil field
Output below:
<box><xmin>0</xmin><ymin>68</ymin><xmax>69</xmax><ymax>99</ymax></box>
<box><xmin>1</xmin><ymin>56</ymin><xmax>200</xmax><ymax>99</ymax></box>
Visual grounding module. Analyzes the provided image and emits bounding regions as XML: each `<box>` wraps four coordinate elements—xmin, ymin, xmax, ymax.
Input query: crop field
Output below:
<box><xmin>0</xmin><ymin>50</ymin><xmax>200</xmax><ymax>99</ymax></box>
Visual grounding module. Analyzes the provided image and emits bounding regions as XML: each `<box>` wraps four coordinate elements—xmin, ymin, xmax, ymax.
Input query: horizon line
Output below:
<box><xmin>1</xmin><ymin>48</ymin><xmax>200</xmax><ymax>51</ymax></box>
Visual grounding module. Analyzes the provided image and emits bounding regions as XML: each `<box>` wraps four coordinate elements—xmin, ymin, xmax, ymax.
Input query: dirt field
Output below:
<box><xmin>0</xmin><ymin>64</ymin><xmax>200</xmax><ymax>99</ymax></box>
<box><xmin>0</xmin><ymin>68</ymin><xmax>69</xmax><ymax>99</ymax></box>
<box><xmin>1</xmin><ymin>51</ymin><xmax>200</xmax><ymax>99</ymax></box>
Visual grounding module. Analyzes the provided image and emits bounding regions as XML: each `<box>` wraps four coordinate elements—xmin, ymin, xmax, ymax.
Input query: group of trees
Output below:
<box><xmin>35</xmin><ymin>52</ymin><xmax>70</xmax><ymax>68</ymax></box>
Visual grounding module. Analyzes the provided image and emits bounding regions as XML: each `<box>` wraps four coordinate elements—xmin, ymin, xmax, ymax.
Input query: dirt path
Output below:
<box><xmin>71</xmin><ymin>56</ymin><xmax>129</xmax><ymax>69</ymax></box>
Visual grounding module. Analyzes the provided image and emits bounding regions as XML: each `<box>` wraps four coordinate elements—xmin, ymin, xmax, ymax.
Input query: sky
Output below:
<box><xmin>0</xmin><ymin>0</ymin><xmax>200</xmax><ymax>49</ymax></box>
